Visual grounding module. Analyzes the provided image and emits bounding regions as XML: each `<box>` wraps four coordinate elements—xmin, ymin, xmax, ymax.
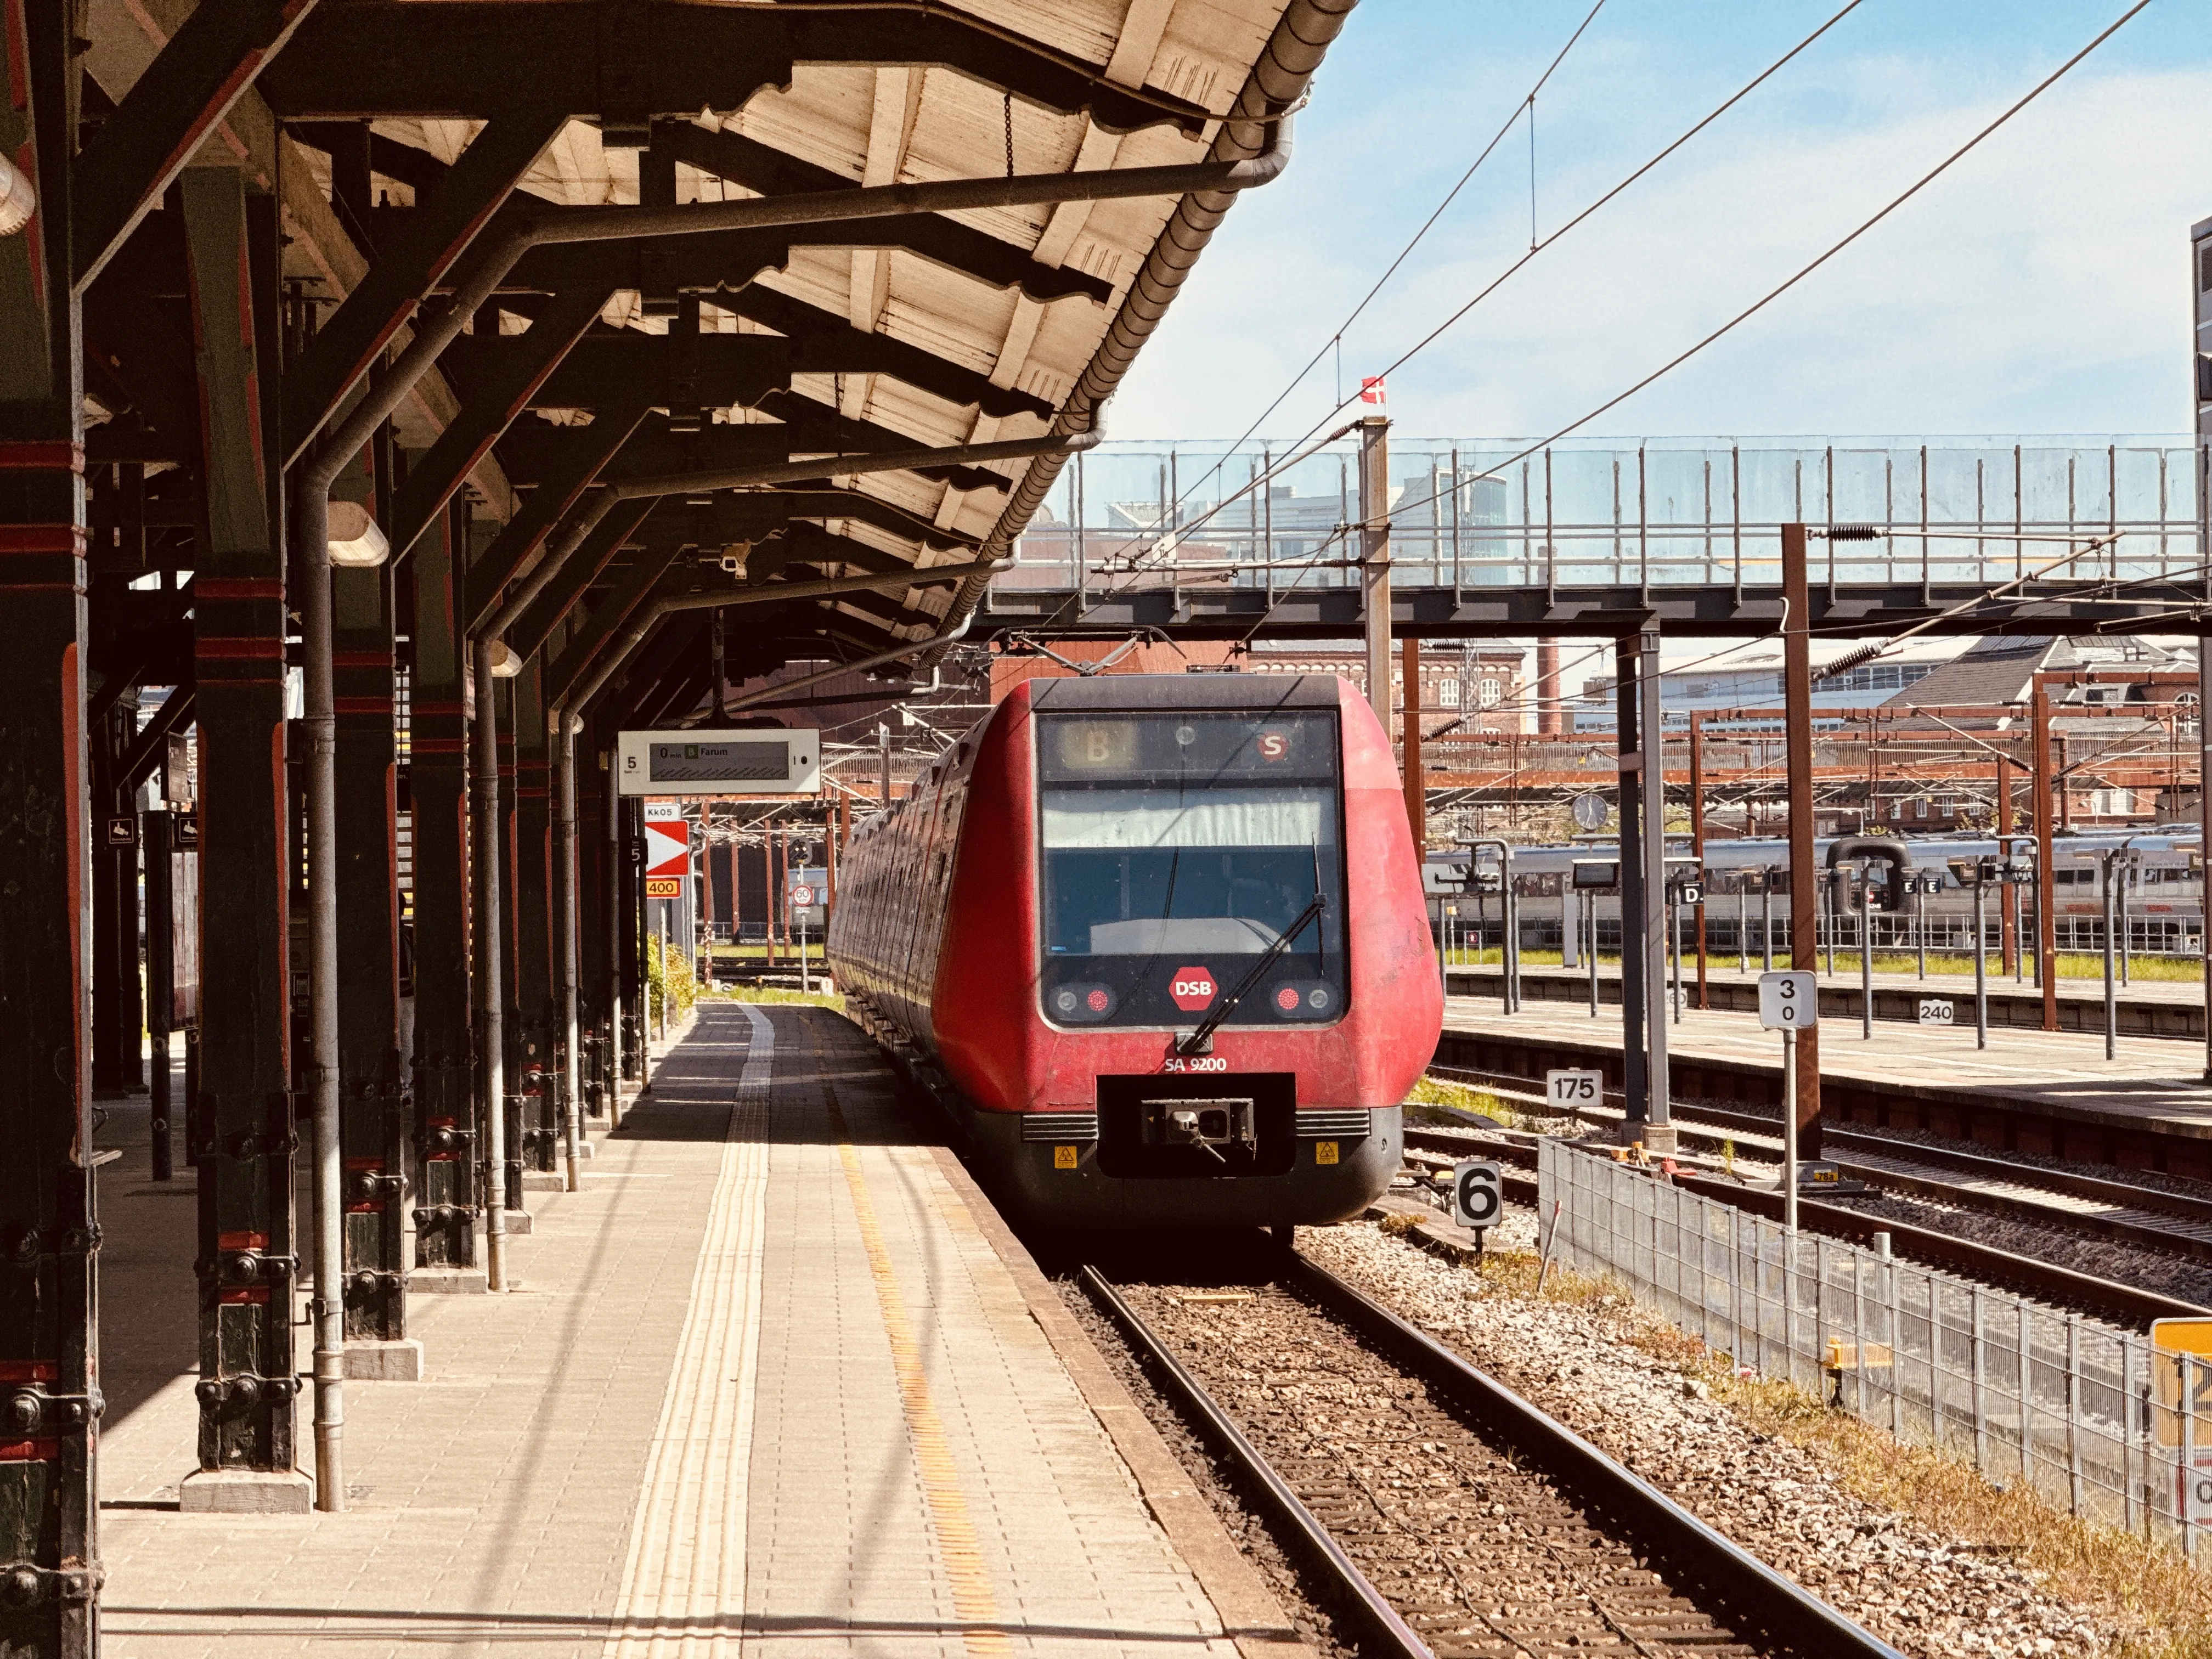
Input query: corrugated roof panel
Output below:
<box><xmin>877</xmin><ymin>290</ymin><xmax>1017</xmax><ymax>382</ymax></box>
<box><xmin>722</xmin><ymin>68</ymin><xmax>877</xmax><ymax>180</ymax></box>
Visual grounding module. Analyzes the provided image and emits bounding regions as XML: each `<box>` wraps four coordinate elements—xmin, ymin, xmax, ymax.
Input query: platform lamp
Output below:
<box><xmin>0</xmin><ymin>152</ymin><xmax>33</xmax><ymax>236</ymax></box>
<box><xmin>325</xmin><ymin>500</ymin><xmax>390</xmax><ymax>567</ymax></box>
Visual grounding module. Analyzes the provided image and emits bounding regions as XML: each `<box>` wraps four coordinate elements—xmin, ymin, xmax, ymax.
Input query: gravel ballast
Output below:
<box><xmin>1301</xmin><ymin>1216</ymin><xmax>2142</xmax><ymax>1658</ymax></box>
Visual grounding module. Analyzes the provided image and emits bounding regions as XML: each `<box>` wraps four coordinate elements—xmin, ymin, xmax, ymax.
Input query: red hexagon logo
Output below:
<box><xmin>1169</xmin><ymin>967</ymin><xmax>1217</xmax><ymax>1012</ymax></box>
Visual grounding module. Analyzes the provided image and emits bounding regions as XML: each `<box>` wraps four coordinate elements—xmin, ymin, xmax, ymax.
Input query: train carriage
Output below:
<box><xmin>832</xmin><ymin>674</ymin><xmax>1442</xmax><ymax>1228</ymax></box>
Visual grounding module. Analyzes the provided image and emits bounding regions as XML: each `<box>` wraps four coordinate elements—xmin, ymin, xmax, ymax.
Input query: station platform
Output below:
<box><xmin>1440</xmin><ymin>992</ymin><xmax>2212</xmax><ymax>1160</ymax></box>
<box><xmin>1447</xmin><ymin>957</ymin><xmax>2205</xmax><ymax>1040</ymax></box>
<box><xmin>92</xmin><ymin>1002</ymin><xmax>1304</xmax><ymax>1657</ymax></box>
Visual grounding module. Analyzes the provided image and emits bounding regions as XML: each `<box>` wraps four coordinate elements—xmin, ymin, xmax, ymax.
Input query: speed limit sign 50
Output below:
<box><xmin>1453</xmin><ymin>1160</ymin><xmax>1503</xmax><ymax>1231</ymax></box>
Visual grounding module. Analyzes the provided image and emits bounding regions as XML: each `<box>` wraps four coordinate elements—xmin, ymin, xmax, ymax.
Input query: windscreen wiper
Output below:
<box><xmin>1176</xmin><ymin>894</ymin><xmax>1325</xmax><ymax>1057</ymax></box>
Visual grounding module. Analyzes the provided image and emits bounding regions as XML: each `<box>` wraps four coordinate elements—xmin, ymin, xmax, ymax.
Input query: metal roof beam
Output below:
<box><xmin>567</xmin><ymin>563</ymin><xmax>986</xmax><ymax>720</ymax></box>
<box><xmin>484</xmin><ymin>211</ymin><xmax>1093</xmax><ymax>310</ymax></box>
<box><xmin>83</xmin><ymin>267</ymin><xmax>203</xmax><ymax>469</ymax></box>
<box><xmin>256</xmin><ymin>2</ymin><xmax>1211</xmax><ymax>136</ymax></box>
<box><xmin>650</xmin><ymin>120</ymin><xmax>1112</xmax><ymax>307</ymax></box>
<box><xmin>509</xmin><ymin>484</ymin><xmax>983</xmax><ymax>650</ymax></box>
<box><xmin>439</xmin><ymin>326</ymin><xmax>1052</xmax><ymax>423</ymax></box>
<box><xmin>461</xmin><ymin>402</ymin><xmax>658</xmax><ymax>633</ymax></box>
<box><xmin>756</xmin><ymin>492</ymin><xmax>981</xmax><ymax>559</ymax></box>
<box><xmin>281</xmin><ymin>111</ymin><xmax>567</xmax><ymax>465</ymax></box>
<box><xmin>718</xmin><ymin>284</ymin><xmax>1057</xmax><ymax>421</ymax></box>
<box><xmin>496</xmin><ymin>414</ymin><xmax>1025</xmax><ymax>500</ymax></box>
<box><xmin>496</xmin><ymin>427</ymin><xmax>1094</xmax><ymax>676</ymax></box>
<box><xmin>385</xmin><ymin>284</ymin><xmax>613</xmax><ymax>563</ymax></box>
<box><xmin>71</xmin><ymin>0</ymin><xmax>323</xmax><ymax>290</ymax></box>
<box><xmin>543</xmin><ymin>545</ymin><xmax>691</xmax><ymax>709</ymax></box>
<box><xmin>506</xmin><ymin>497</ymin><xmax>663</xmax><ymax>664</ymax></box>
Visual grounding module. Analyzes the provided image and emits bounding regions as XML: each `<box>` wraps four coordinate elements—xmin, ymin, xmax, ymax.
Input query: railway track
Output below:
<box><xmin>1431</xmin><ymin>1027</ymin><xmax>2212</xmax><ymax>1182</ymax></box>
<box><xmin>1400</xmin><ymin>1118</ymin><xmax>2209</xmax><ymax>1328</ymax></box>
<box><xmin>1427</xmin><ymin>1060</ymin><xmax>2212</xmax><ymax>1267</ymax></box>
<box><xmin>1081</xmin><ymin>1249</ymin><xmax>1902</xmax><ymax>1659</ymax></box>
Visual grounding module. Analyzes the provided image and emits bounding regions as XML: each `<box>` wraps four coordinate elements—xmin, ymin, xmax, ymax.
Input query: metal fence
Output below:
<box><xmin>1537</xmin><ymin>1137</ymin><xmax>2212</xmax><ymax>1558</ymax></box>
<box><xmin>997</xmin><ymin>437</ymin><xmax>2207</xmax><ymax>601</ymax></box>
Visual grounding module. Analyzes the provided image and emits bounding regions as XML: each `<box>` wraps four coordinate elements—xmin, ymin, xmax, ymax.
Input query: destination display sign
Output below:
<box><xmin>617</xmin><ymin>729</ymin><xmax>820</xmax><ymax>796</ymax></box>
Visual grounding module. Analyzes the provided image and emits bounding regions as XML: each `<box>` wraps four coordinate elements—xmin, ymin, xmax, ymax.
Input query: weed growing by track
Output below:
<box><xmin>704</xmin><ymin>985</ymin><xmax>847</xmax><ymax>1013</ymax></box>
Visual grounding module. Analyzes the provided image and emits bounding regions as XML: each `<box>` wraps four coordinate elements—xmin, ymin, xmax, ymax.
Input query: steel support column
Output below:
<box><xmin>1996</xmin><ymin>754</ymin><xmax>2018</xmax><ymax>975</ymax></box>
<box><xmin>2032</xmin><ymin>680</ymin><xmax>2059</xmax><ymax>1033</ymax></box>
<box><xmin>470</xmin><ymin>635</ymin><xmax>511</xmax><ymax>1290</ymax></box>
<box><xmin>622</xmin><ymin>797</ymin><xmax>645</xmax><ymax>1085</ymax></box>
<box><xmin>606</xmin><ymin>746</ymin><xmax>631</xmax><ymax>1112</ymax></box>
<box><xmin>512</xmin><ymin>665</ymin><xmax>557</xmax><ymax>1177</ymax></box>
<box><xmin>89</xmin><ymin>690</ymin><xmax>142</xmax><ymax>1093</ymax></box>
<box><xmin>1781</xmin><ymin>523</ymin><xmax>1822</xmax><ymax>1160</ymax></box>
<box><xmin>1358</xmin><ymin>416</ymin><xmax>1391</xmax><ymax>732</ymax></box>
<box><xmin>145</xmin><ymin>809</ymin><xmax>178</xmax><ymax>1184</ymax></box>
<box><xmin>494</xmin><ymin>676</ymin><xmax>524</xmax><ymax>1217</ymax></box>
<box><xmin>578</xmin><ymin>713</ymin><xmax>611</xmax><ymax>1124</ymax></box>
<box><xmin>1615</xmin><ymin>640</ymin><xmax>1647</xmax><ymax>1132</ymax></box>
<box><xmin>1689</xmin><ymin>712</ymin><xmax>1708</xmax><ymax>1011</ymax></box>
<box><xmin>1637</xmin><ymin>625</ymin><xmax>1672</xmax><ymax>1149</ymax></box>
<box><xmin>333</xmin><ymin>561</ymin><xmax>415</xmax><ymax>1375</ymax></box>
<box><xmin>405</xmin><ymin>504</ymin><xmax>481</xmax><ymax>1289</ymax></box>
<box><xmin>0</xmin><ymin>0</ymin><xmax>101</xmax><ymax>1637</ymax></box>
<box><xmin>177</xmin><ymin>166</ymin><xmax>309</xmax><ymax>1511</ymax></box>
<box><xmin>1400</xmin><ymin>635</ymin><xmax>1424</xmax><ymax>848</ymax></box>
<box><xmin>2202</xmin><ymin>632</ymin><xmax>2212</xmax><ymax>1083</ymax></box>
<box><xmin>555</xmin><ymin>685</ymin><xmax>583</xmax><ymax>1190</ymax></box>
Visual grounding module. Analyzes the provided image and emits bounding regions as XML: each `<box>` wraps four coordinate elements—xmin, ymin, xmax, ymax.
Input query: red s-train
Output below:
<box><xmin>830</xmin><ymin>673</ymin><xmax>1441</xmax><ymax>1227</ymax></box>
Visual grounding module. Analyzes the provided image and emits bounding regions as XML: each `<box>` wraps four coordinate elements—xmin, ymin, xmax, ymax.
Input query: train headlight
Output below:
<box><xmin>1048</xmin><ymin>982</ymin><xmax>1115</xmax><ymax>1023</ymax></box>
<box><xmin>1269</xmin><ymin>980</ymin><xmax>1333</xmax><ymax>1019</ymax></box>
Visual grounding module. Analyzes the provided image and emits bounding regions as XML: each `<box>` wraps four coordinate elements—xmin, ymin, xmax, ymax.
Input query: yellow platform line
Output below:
<box><xmin>827</xmin><ymin>1079</ymin><xmax>1014</xmax><ymax>1657</ymax></box>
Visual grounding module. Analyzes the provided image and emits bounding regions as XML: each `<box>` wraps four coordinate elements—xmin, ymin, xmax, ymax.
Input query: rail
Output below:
<box><xmin>1084</xmin><ymin>1252</ymin><xmax>1904</xmax><ymax>1657</ymax></box>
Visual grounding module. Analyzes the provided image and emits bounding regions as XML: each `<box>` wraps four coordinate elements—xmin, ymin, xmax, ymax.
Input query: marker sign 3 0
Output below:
<box><xmin>1757</xmin><ymin>970</ymin><xmax>1819</xmax><ymax>1029</ymax></box>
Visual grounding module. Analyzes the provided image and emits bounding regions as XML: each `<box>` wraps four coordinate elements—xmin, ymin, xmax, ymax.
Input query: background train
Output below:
<box><xmin>829</xmin><ymin>674</ymin><xmax>1442</xmax><ymax>1228</ymax></box>
<box><xmin>1434</xmin><ymin>830</ymin><xmax>2207</xmax><ymax>957</ymax></box>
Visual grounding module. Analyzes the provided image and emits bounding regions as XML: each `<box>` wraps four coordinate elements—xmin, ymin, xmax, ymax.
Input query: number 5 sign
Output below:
<box><xmin>1758</xmin><ymin>970</ymin><xmax>1819</xmax><ymax>1029</ymax></box>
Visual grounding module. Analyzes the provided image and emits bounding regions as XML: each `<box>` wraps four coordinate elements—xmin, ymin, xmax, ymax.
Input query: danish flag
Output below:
<box><xmin>1358</xmin><ymin>376</ymin><xmax>1386</xmax><ymax>405</ymax></box>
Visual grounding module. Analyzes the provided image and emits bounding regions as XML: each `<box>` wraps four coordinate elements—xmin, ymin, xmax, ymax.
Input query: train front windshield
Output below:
<box><xmin>1036</xmin><ymin>710</ymin><xmax>1348</xmax><ymax>1029</ymax></box>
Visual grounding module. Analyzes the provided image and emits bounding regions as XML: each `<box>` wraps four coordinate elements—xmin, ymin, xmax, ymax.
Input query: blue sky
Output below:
<box><xmin>1111</xmin><ymin>0</ymin><xmax>2211</xmax><ymax>443</ymax></box>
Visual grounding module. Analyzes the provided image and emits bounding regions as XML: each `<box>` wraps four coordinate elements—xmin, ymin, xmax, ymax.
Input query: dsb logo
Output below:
<box><xmin>1169</xmin><ymin>967</ymin><xmax>1216</xmax><ymax>1012</ymax></box>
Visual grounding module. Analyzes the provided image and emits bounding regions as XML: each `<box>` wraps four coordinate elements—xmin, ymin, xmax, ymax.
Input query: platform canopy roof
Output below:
<box><xmin>75</xmin><ymin>0</ymin><xmax>1351</xmax><ymax>726</ymax></box>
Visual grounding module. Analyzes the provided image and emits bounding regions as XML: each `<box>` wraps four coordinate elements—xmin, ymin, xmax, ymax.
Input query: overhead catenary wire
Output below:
<box><xmin>1110</xmin><ymin>0</ymin><xmax>2149</xmax><ymax>665</ymax></box>
<box><xmin>1377</xmin><ymin>0</ymin><xmax>2152</xmax><ymax>534</ymax></box>
<box><xmin>1065</xmin><ymin>1</ymin><xmax>1888</xmax><ymax>626</ymax></box>
<box><xmin>1131</xmin><ymin>0</ymin><xmax>1873</xmax><ymax>564</ymax></box>
<box><xmin>1184</xmin><ymin>0</ymin><xmax>1612</xmax><ymax>495</ymax></box>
